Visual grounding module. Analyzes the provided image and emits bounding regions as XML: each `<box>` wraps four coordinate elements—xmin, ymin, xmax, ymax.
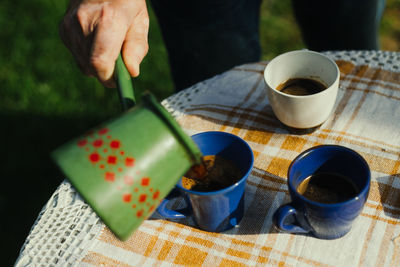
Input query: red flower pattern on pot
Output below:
<box><xmin>77</xmin><ymin>127</ymin><xmax>161</xmax><ymax>218</ymax></box>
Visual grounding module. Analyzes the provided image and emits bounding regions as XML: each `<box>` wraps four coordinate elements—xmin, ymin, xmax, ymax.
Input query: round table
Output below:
<box><xmin>16</xmin><ymin>50</ymin><xmax>400</xmax><ymax>266</ymax></box>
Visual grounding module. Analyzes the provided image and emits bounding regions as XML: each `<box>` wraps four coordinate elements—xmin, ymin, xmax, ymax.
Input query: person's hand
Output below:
<box><xmin>59</xmin><ymin>0</ymin><xmax>149</xmax><ymax>87</ymax></box>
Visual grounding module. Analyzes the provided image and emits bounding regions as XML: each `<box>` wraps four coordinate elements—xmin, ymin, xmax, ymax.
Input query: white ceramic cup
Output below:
<box><xmin>264</xmin><ymin>50</ymin><xmax>340</xmax><ymax>129</ymax></box>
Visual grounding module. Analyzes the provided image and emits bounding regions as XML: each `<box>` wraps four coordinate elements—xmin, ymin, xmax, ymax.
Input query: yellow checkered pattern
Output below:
<box><xmin>80</xmin><ymin>59</ymin><xmax>400</xmax><ymax>266</ymax></box>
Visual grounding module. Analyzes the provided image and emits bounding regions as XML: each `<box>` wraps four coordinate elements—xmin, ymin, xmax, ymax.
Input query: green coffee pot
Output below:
<box><xmin>52</xmin><ymin>56</ymin><xmax>202</xmax><ymax>240</ymax></box>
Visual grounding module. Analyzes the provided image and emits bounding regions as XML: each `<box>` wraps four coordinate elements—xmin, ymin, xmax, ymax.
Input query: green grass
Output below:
<box><xmin>1</xmin><ymin>0</ymin><xmax>399</xmax><ymax>265</ymax></box>
<box><xmin>0</xmin><ymin>0</ymin><xmax>173</xmax><ymax>118</ymax></box>
<box><xmin>260</xmin><ymin>1</ymin><xmax>304</xmax><ymax>59</ymax></box>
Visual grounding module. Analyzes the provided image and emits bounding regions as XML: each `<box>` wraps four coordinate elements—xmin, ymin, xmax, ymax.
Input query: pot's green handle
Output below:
<box><xmin>115</xmin><ymin>54</ymin><xmax>135</xmax><ymax>110</ymax></box>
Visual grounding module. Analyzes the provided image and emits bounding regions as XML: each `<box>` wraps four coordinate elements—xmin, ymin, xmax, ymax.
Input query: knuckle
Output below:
<box><xmin>76</xmin><ymin>8</ymin><xmax>87</xmax><ymax>24</ymax></box>
<box><xmin>90</xmin><ymin>54</ymin><xmax>107</xmax><ymax>71</ymax></box>
<box><xmin>90</xmin><ymin>54</ymin><xmax>112</xmax><ymax>81</ymax></box>
<box><xmin>98</xmin><ymin>4</ymin><xmax>116</xmax><ymax>24</ymax></box>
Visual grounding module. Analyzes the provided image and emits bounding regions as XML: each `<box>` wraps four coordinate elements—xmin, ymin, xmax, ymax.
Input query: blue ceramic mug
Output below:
<box><xmin>157</xmin><ymin>131</ymin><xmax>254</xmax><ymax>232</ymax></box>
<box><xmin>273</xmin><ymin>145</ymin><xmax>370</xmax><ymax>239</ymax></box>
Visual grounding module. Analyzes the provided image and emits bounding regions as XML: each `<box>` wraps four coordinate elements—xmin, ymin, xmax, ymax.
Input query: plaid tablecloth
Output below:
<box><xmin>16</xmin><ymin>51</ymin><xmax>400</xmax><ymax>266</ymax></box>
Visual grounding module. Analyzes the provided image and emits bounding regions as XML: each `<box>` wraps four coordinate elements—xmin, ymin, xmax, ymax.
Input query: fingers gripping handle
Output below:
<box><xmin>273</xmin><ymin>204</ymin><xmax>310</xmax><ymax>234</ymax></box>
<box><xmin>115</xmin><ymin>54</ymin><xmax>136</xmax><ymax>110</ymax></box>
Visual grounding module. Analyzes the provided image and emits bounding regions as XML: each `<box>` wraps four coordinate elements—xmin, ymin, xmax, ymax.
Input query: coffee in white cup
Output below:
<box><xmin>264</xmin><ymin>50</ymin><xmax>340</xmax><ymax>129</ymax></box>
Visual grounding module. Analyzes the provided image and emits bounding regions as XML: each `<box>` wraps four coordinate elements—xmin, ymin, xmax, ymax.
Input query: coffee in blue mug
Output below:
<box><xmin>273</xmin><ymin>145</ymin><xmax>370</xmax><ymax>239</ymax></box>
<box><xmin>157</xmin><ymin>131</ymin><xmax>254</xmax><ymax>232</ymax></box>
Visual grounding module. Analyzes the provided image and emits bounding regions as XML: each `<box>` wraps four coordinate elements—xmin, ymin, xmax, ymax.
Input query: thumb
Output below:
<box><xmin>121</xmin><ymin>12</ymin><xmax>149</xmax><ymax>77</ymax></box>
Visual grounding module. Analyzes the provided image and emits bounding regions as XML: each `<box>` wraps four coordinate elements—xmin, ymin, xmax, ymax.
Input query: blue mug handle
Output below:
<box><xmin>157</xmin><ymin>187</ymin><xmax>190</xmax><ymax>219</ymax></box>
<box><xmin>273</xmin><ymin>204</ymin><xmax>310</xmax><ymax>234</ymax></box>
